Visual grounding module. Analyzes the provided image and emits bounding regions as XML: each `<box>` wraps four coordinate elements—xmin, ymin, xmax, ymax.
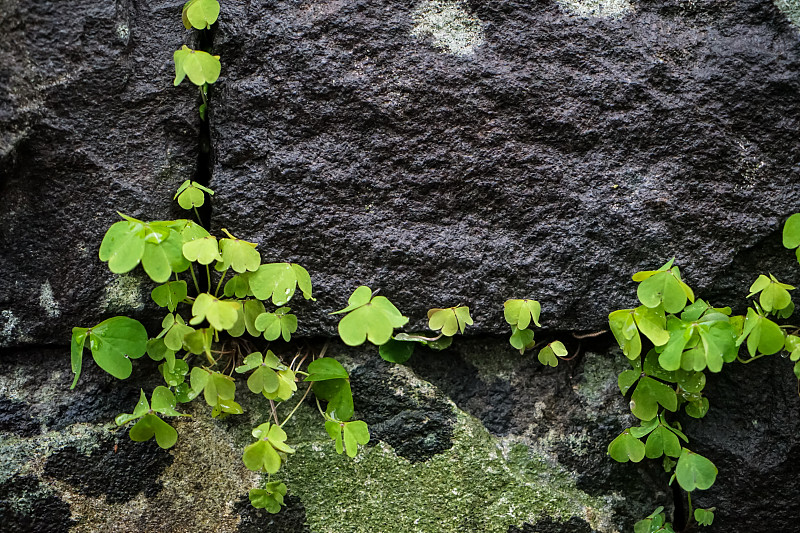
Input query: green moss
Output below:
<box><xmin>411</xmin><ymin>0</ymin><xmax>485</xmax><ymax>56</ymax></box>
<box><xmin>282</xmin><ymin>406</ymin><xmax>613</xmax><ymax>532</ymax></box>
<box><xmin>775</xmin><ymin>0</ymin><xmax>800</xmax><ymax>29</ymax></box>
<box><xmin>102</xmin><ymin>273</ymin><xmax>145</xmax><ymax>313</ymax></box>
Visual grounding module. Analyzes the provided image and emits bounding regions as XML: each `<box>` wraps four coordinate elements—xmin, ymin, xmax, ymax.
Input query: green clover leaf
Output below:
<box><xmin>307</xmin><ymin>360</ymin><xmax>353</xmax><ymax>421</ymax></box>
<box><xmin>694</xmin><ymin>508</ymin><xmax>714</xmax><ymax>527</ymax></box>
<box><xmin>235</xmin><ymin>351</ymin><xmax>285</xmax><ymax>396</ymax></box>
<box><xmin>675</xmin><ymin>448</ymin><xmax>717</xmax><ymax>491</ymax></box>
<box><xmin>249</xmin><ymin>482</ymin><xmax>288</xmax><ymax>514</ymax></box>
<box><xmin>224</xmin><ymin>274</ymin><xmax>253</xmax><ymax>298</ymax></box>
<box><xmin>503</xmin><ymin>299</ymin><xmax>541</xmax><ymax>330</ymax></box>
<box><xmin>378</xmin><ymin>338</ymin><xmax>416</xmax><ymax>363</ymax></box>
<box><xmin>608</xmin><ymin>429</ymin><xmax>646</xmax><ymax>463</ymax></box>
<box><xmin>254</xmin><ymin>307</ymin><xmax>298</xmax><ymax>342</ymax></box>
<box><xmin>537</xmin><ymin>340</ymin><xmax>567</xmax><ymax>367</ymax></box>
<box><xmin>190</xmin><ymin>367</ymin><xmax>239</xmax><ymax>416</ymax></box>
<box><xmin>242</xmin><ymin>423</ymin><xmax>295</xmax><ymax>474</ymax></box>
<box><xmin>174</xmin><ymin>45</ymin><xmax>221</xmax><ymax>86</ymax></box>
<box><xmin>70</xmin><ymin>316</ymin><xmax>148</xmax><ymax>388</ymax></box>
<box><xmin>332</xmin><ymin>286</ymin><xmax>409</xmax><ymax>346</ymax></box>
<box><xmin>783</xmin><ymin>213</ymin><xmax>800</xmax><ymax>251</ymax></box>
<box><xmin>630</xmin><ymin>376</ymin><xmax>677</xmax><ymax>421</ymax></box>
<box><xmin>182</xmin><ymin>0</ymin><xmax>220</xmax><ymax>30</ymax></box>
<box><xmin>509</xmin><ymin>326</ymin><xmax>535</xmax><ymax>354</ymax></box>
<box><xmin>633</xmin><ymin>259</ymin><xmax>695</xmax><ymax>313</ymax></box>
<box><xmin>114</xmin><ymin>387</ymin><xmax>186</xmax><ymax>449</ymax></box>
<box><xmin>190</xmin><ymin>293</ymin><xmax>240</xmax><ymax>331</ymax></box>
<box><xmin>609</xmin><ymin>309</ymin><xmax>642</xmax><ymax>360</ymax></box>
<box><xmin>182</xmin><ymin>236</ymin><xmax>222</xmax><ymax>265</ymax></box>
<box><xmin>151</xmin><ymin>281</ymin><xmax>188</xmax><ymax>313</ymax></box>
<box><xmin>736</xmin><ymin>307</ymin><xmax>785</xmax><ymax>358</ymax></box>
<box><xmin>248</xmin><ymin>263</ymin><xmax>314</xmax><ymax>305</ymax></box>
<box><xmin>427</xmin><ymin>306</ymin><xmax>473</xmax><ymax>336</ymax></box>
<box><xmin>324</xmin><ymin>420</ymin><xmax>370</xmax><ymax>458</ymax></box>
<box><xmin>747</xmin><ymin>274</ymin><xmax>794</xmax><ymax>313</ymax></box>
<box><xmin>218</xmin><ymin>229</ymin><xmax>261</xmax><ymax>273</ymax></box>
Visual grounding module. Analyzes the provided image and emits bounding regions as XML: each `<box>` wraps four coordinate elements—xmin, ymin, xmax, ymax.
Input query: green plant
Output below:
<box><xmin>174</xmin><ymin>0</ymin><xmax>221</xmax><ymax>119</ymax></box>
<box><xmin>502</xmin><ymin>298</ymin><xmax>570</xmax><ymax>367</ymax></box>
<box><xmin>608</xmin><ymin>216</ymin><xmax>800</xmax><ymax>529</ymax></box>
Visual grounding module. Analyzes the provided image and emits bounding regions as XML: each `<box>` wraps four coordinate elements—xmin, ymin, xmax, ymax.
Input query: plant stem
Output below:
<box><xmin>189</xmin><ymin>264</ymin><xmax>201</xmax><ymax>294</ymax></box>
<box><xmin>214</xmin><ymin>267</ymin><xmax>229</xmax><ymax>297</ymax></box>
<box><xmin>193</xmin><ymin>205</ymin><xmax>203</xmax><ymax>225</ymax></box>
<box><xmin>205</xmin><ymin>264</ymin><xmax>212</xmax><ymax>292</ymax></box>
<box><xmin>399</xmin><ymin>333</ymin><xmax>443</xmax><ymax>342</ymax></box>
<box><xmin>686</xmin><ymin>491</ymin><xmax>694</xmax><ymax>528</ymax></box>
<box><xmin>280</xmin><ymin>383</ymin><xmax>313</xmax><ymax>428</ymax></box>
<box><xmin>737</xmin><ymin>353</ymin><xmax>766</xmax><ymax>364</ymax></box>
<box><xmin>269</xmin><ymin>399</ymin><xmax>279</xmax><ymax>425</ymax></box>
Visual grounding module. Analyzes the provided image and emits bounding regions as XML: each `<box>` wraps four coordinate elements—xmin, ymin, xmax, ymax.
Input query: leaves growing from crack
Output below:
<box><xmin>174</xmin><ymin>45</ymin><xmax>221</xmax><ymax>86</ymax></box>
<box><xmin>503</xmin><ymin>299</ymin><xmax>541</xmax><ymax>330</ymax></box>
<box><xmin>675</xmin><ymin>448</ymin><xmax>717</xmax><ymax>491</ymax></box>
<box><xmin>174</xmin><ymin>179</ymin><xmax>214</xmax><ymax>210</ymax></box>
<box><xmin>538</xmin><ymin>340</ymin><xmax>567</xmax><ymax>367</ymax></box>
<box><xmin>114</xmin><ymin>387</ymin><xmax>185</xmax><ymax>449</ymax></box>
<box><xmin>633</xmin><ymin>259</ymin><xmax>695</xmax><ymax>313</ymax></box>
<box><xmin>182</xmin><ymin>0</ymin><xmax>220</xmax><ymax>30</ymax></box>
<box><xmin>249</xmin><ymin>482</ymin><xmax>287</xmax><ymax>514</ymax></box>
<box><xmin>747</xmin><ymin>274</ymin><xmax>794</xmax><ymax>314</ymax></box>
<box><xmin>306</xmin><ymin>358</ymin><xmax>354</xmax><ymax>421</ymax></box>
<box><xmin>254</xmin><ymin>307</ymin><xmax>297</xmax><ymax>342</ymax></box>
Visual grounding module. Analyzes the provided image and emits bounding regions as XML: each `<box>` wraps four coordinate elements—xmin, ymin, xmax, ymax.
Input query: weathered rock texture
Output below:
<box><xmin>0</xmin><ymin>0</ymin><xmax>200</xmax><ymax>346</ymax></box>
<box><xmin>0</xmin><ymin>341</ymin><xmax>663</xmax><ymax>533</ymax></box>
<box><xmin>211</xmin><ymin>0</ymin><xmax>800</xmax><ymax>334</ymax></box>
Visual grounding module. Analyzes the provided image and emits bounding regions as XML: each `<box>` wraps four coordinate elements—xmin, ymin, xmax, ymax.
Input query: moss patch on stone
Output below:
<box><xmin>411</xmin><ymin>0</ymin><xmax>485</xmax><ymax>56</ymax></box>
<box><xmin>557</xmin><ymin>0</ymin><xmax>633</xmax><ymax>19</ymax></box>
<box><xmin>282</xmin><ymin>406</ymin><xmax>614</xmax><ymax>532</ymax></box>
<box><xmin>775</xmin><ymin>0</ymin><xmax>800</xmax><ymax>29</ymax></box>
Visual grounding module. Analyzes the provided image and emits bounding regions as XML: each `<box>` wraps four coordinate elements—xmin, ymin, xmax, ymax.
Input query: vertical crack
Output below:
<box><xmin>191</xmin><ymin>23</ymin><xmax>216</xmax><ymax>230</ymax></box>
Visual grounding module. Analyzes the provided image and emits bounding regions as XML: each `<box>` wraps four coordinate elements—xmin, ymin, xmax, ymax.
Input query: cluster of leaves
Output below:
<box><xmin>609</xmin><ymin>247</ymin><xmax>800</xmax><ymax>528</ymax></box>
<box><xmin>175</xmin><ymin>0</ymin><xmax>221</xmax><ymax>118</ymax></box>
<box><xmin>330</xmin><ymin>288</ymin><xmax>474</xmax><ymax>364</ymax></box>
<box><xmin>70</xmin><ymin>178</ymin><xmax>375</xmax><ymax>514</ymax></box>
<box><xmin>502</xmin><ymin>299</ymin><xmax>567</xmax><ymax>366</ymax></box>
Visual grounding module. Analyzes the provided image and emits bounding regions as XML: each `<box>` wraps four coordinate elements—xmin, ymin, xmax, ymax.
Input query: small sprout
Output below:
<box><xmin>427</xmin><ymin>306</ymin><xmax>473</xmax><ymax>336</ymax></box>
<box><xmin>242</xmin><ymin>423</ymin><xmax>295</xmax><ymax>474</ymax></box>
<box><xmin>71</xmin><ymin>316</ymin><xmax>148</xmax><ymax>388</ymax></box>
<box><xmin>331</xmin><ymin>286</ymin><xmax>408</xmax><ymax>346</ymax></box>
<box><xmin>115</xmin><ymin>387</ymin><xmax>187</xmax><ymax>449</ymax></box>
<box><xmin>173</xmin><ymin>45</ymin><xmax>221</xmax><ymax>86</ymax></box>
<box><xmin>324</xmin><ymin>420</ymin><xmax>370</xmax><ymax>457</ymax></box>
<box><xmin>249</xmin><ymin>482</ymin><xmax>288</xmax><ymax>514</ymax></box>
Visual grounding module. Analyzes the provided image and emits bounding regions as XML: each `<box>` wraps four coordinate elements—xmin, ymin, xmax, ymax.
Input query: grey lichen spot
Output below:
<box><xmin>39</xmin><ymin>280</ymin><xmax>61</xmax><ymax>318</ymax></box>
<box><xmin>103</xmin><ymin>274</ymin><xmax>144</xmax><ymax>313</ymax></box>
<box><xmin>557</xmin><ymin>0</ymin><xmax>633</xmax><ymax>19</ymax></box>
<box><xmin>775</xmin><ymin>0</ymin><xmax>800</xmax><ymax>30</ymax></box>
<box><xmin>116</xmin><ymin>23</ymin><xmax>130</xmax><ymax>44</ymax></box>
<box><xmin>411</xmin><ymin>0</ymin><xmax>485</xmax><ymax>56</ymax></box>
<box><xmin>1</xmin><ymin>310</ymin><xmax>19</xmax><ymax>342</ymax></box>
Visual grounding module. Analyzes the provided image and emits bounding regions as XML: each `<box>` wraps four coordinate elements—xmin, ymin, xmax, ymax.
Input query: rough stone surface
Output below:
<box><xmin>0</xmin><ymin>342</ymin><xmax>660</xmax><ymax>532</ymax></box>
<box><xmin>0</xmin><ymin>0</ymin><xmax>200</xmax><ymax>347</ymax></box>
<box><xmin>211</xmin><ymin>0</ymin><xmax>800</xmax><ymax>335</ymax></box>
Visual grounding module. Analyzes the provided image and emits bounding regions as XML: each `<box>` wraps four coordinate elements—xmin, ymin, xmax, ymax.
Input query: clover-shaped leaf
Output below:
<box><xmin>114</xmin><ymin>388</ymin><xmax>185</xmax><ymax>449</ymax></box>
<box><xmin>248</xmin><ymin>263</ymin><xmax>314</xmax><ymax>305</ymax></box>
<box><xmin>174</xmin><ymin>45</ymin><xmax>221</xmax><ymax>86</ymax></box>
<box><xmin>147</xmin><ymin>337</ymin><xmax>176</xmax><ymax>371</ymax></box>
<box><xmin>736</xmin><ymin>308</ymin><xmax>785</xmax><ymax>358</ymax></box>
<box><xmin>675</xmin><ymin>448</ymin><xmax>717</xmax><ymax>491</ymax></box>
<box><xmin>694</xmin><ymin>508</ymin><xmax>714</xmax><ymax>527</ymax></box>
<box><xmin>217</xmin><ymin>229</ymin><xmax>261</xmax><ymax>273</ymax></box>
<box><xmin>249</xmin><ymin>482</ymin><xmax>287</xmax><ymax>513</ymax></box>
<box><xmin>182</xmin><ymin>0</ymin><xmax>220</xmax><ymax>30</ymax></box>
<box><xmin>634</xmin><ymin>507</ymin><xmax>675</xmax><ymax>533</ymax></box>
<box><xmin>190</xmin><ymin>367</ymin><xmax>236</xmax><ymax>409</ymax></box>
<box><xmin>182</xmin><ymin>236</ymin><xmax>222</xmax><ymax>265</ymax></box>
<box><xmin>748</xmin><ymin>274</ymin><xmax>794</xmax><ymax>313</ymax></box>
<box><xmin>630</xmin><ymin>377</ymin><xmax>677</xmax><ymax>421</ymax></box>
<box><xmin>609</xmin><ymin>309</ymin><xmax>642</xmax><ymax>360</ymax></box>
<box><xmin>242</xmin><ymin>299</ymin><xmax>266</xmax><ymax>336</ymax></box>
<box><xmin>242</xmin><ymin>423</ymin><xmax>295</xmax><ymax>474</ymax></box>
<box><xmin>70</xmin><ymin>316</ymin><xmax>148</xmax><ymax>388</ymax></box>
<box><xmin>224</xmin><ymin>274</ymin><xmax>253</xmax><ymax>298</ymax></box>
<box><xmin>633</xmin><ymin>305</ymin><xmax>670</xmax><ymax>346</ymax></box>
<box><xmin>161</xmin><ymin>313</ymin><xmax>195</xmax><ymax>352</ymax></box>
<box><xmin>332</xmin><ymin>286</ymin><xmax>409</xmax><ymax>346</ymax></box>
<box><xmin>537</xmin><ymin>340</ymin><xmax>567</xmax><ymax>367</ymax></box>
<box><xmin>174</xmin><ymin>179</ymin><xmax>214</xmax><ymax>209</ymax></box>
<box><xmin>235</xmin><ymin>351</ymin><xmax>284</xmax><ymax>395</ymax></box>
<box><xmin>151</xmin><ymin>281</ymin><xmax>188</xmax><ymax>313</ymax></box>
<box><xmin>159</xmin><ymin>359</ymin><xmax>190</xmax><ymax>387</ymax></box>
<box><xmin>325</xmin><ymin>420</ymin><xmax>370</xmax><ymax>458</ymax></box>
<box><xmin>254</xmin><ymin>307</ymin><xmax>298</xmax><ymax>342</ymax></box>
<box><xmin>428</xmin><ymin>306</ymin><xmax>473</xmax><ymax>336</ymax></box>
<box><xmin>633</xmin><ymin>259</ymin><xmax>695</xmax><ymax>314</ymax></box>
<box><xmin>503</xmin><ymin>299</ymin><xmax>541</xmax><ymax>330</ymax></box>
<box><xmin>644</xmin><ymin>425</ymin><xmax>682</xmax><ymax>459</ymax></box>
<box><xmin>308</xmin><ymin>362</ymin><xmax>354</xmax><ymax>421</ymax></box>
<box><xmin>191</xmin><ymin>293</ymin><xmax>240</xmax><ymax>331</ymax></box>
<box><xmin>509</xmin><ymin>326</ymin><xmax>535</xmax><ymax>354</ymax></box>
<box><xmin>608</xmin><ymin>429</ymin><xmax>646</xmax><ymax>463</ymax></box>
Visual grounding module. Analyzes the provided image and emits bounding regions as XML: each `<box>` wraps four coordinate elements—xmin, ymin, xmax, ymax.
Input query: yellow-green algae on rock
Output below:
<box><xmin>281</xmin><ymin>406</ymin><xmax>617</xmax><ymax>532</ymax></box>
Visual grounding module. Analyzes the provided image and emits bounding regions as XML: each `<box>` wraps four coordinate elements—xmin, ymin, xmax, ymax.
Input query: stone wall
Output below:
<box><xmin>2</xmin><ymin>1</ymin><xmax>800</xmax><ymax>532</ymax></box>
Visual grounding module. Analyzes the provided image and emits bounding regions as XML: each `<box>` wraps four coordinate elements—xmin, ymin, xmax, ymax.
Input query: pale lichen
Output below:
<box><xmin>775</xmin><ymin>0</ymin><xmax>800</xmax><ymax>30</ymax></box>
<box><xmin>411</xmin><ymin>0</ymin><xmax>485</xmax><ymax>56</ymax></box>
<box><xmin>557</xmin><ymin>0</ymin><xmax>633</xmax><ymax>19</ymax></box>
